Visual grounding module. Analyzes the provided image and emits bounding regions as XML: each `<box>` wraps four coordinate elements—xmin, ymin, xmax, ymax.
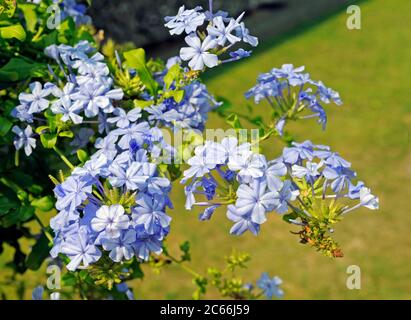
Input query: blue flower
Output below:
<box><xmin>282</xmin><ymin>141</ymin><xmax>315</xmax><ymax>165</ymax></box>
<box><xmin>19</xmin><ymin>82</ymin><xmax>51</xmax><ymax>114</ymax></box>
<box><xmin>164</xmin><ymin>5</ymin><xmax>206</xmax><ymax>35</ymax></box>
<box><xmin>265</xmin><ymin>161</ymin><xmax>287</xmax><ymax>191</ymax></box>
<box><xmin>112</xmin><ymin>122</ymin><xmax>150</xmax><ymax>149</ymax></box>
<box><xmin>12</xmin><ymin>125</ymin><xmax>36</xmax><ymax>156</ymax></box>
<box><xmin>32</xmin><ymin>286</ymin><xmax>44</xmax><ymax>300</ymax></box>
<box><xmin>235</xmin><ymin>179</ymin><xmax>277</xmax><ymax>224</ymax></box>
<box><xmin>107</xmin><ymin>108</ymin><xmax>142</xmax><ymax>128</ymax></box>
<box><xmin>109</xmin><ymin>162</ymin><xmax>142</xmax><ymax>191</ymax></box>
<box><xmin>312</xmin><ymin>80</ymin><xmax>343</xmax><ymax>105</ymax></box>
<box><xmin>51</xmin><ymin>97</ymin><xmax>83</xmax><ymax>124</ymax></box>
<box><xmin>229</xmin><ymin>48</ymin><xmax>251</xmax><ymax>60</ymax></box>
<box><xmin>257</xmin><ymin>272</ymin><xmax>284</xmax><ymax>299</ymax></box>
<box><xmin>228</xmin><ymin>151</ymin><xmax>267</xmax><ymax>182</ymax></box>
<box><xmin>199</xmin><ymin>204</ymin><xmax>221</xmax><ymax>221</ymax></box>
<box><xmin>272</xmin><ymin>180</ymin><xmax>299</xmax><ymax>214</ymax></box>
<box><xmin>323</xmin><ymin>166</ymin><xmax>356</xmax><ymax>193</ymax></box>
<box><xmin>55</xmin><ymin>175</ymin><xmax>93</xmax><ymax>212</ymax></box>
<box><xmin>62</xmin><ymin>227</ymin><xmax>102</xmax><ymax>271</ymax></box>
<box><xmin>207</xmin><ymin>16</ymin><xmax>241</xmax><ymax>46</ymax></box>
<box><xmin>90</xmin><ymin>204</ymin><xmax>130</xmax><ymax>238</ymax></box>
<box><xmin>180</xmin><ymin>35</ymin><xmax>218</xmax><ymax>70</ymax></box>
<box><xmin>236</xmin><ymin>22</ymin><xmax>259</xmax><ymax>47</ymax></box>
<box><xmin>227</xmin><ymin>205</ymin><xmax>260</xmax><ymax>236</ymax></box>
<box><xmin>348</xmin><ymin>181</ymin><xmax>365</xmax><ymax>199</ymax></box>
<box><xmin>132</xmin><ymin>194</ymin><xmax>172</xmax><ymax>234</ymax></box>
<box><xmin>359</xmin><ymin>187</ymin><xmax>379</xmax><ymax>210</ymax></box>
<box><xmin>71</xmin><ymin>80</ymin><xmax>123</xmax><ymax>117</ymax></box>
<box><xmin>292</xmin><ymin>161</ymin><xmax>323</xmax><ymax>184</ymax></box>
<box><xmin>94</xmin><ymin>134</ymin><xmax>118</xmax><ymax>160</ymax></box>
<box><xmin>102</xmin><ymin>229</ymin><xmax>136</xmax><ymax>262</ymax></box>
<box><xmin>133</xmin><ymin>225</ymin><xmax>165</xmax><ymax>261</ymax></box>
<box><xmin>132</xmin><ymin>162</ymin><xmax>170</xmax><ymax>195</ymax></box>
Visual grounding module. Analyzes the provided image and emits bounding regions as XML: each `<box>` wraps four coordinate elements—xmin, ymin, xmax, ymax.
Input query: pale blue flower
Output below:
<box><xmin>61</xmin><ymin>226</ymin><xmax>101</xmax><ymax>271</ymax></box>
<box><xmin>272</xmin><ymin>180</ymin><xmax>299</xmax><ymax>214</ymax></box>
<box><xmin>113</xmin><ymin>122</ymin><xmax>150</xmax><ymax>149</ymax></box>
<box><xmin>229</xmin><ymin>48</ymin><xmax>251</xmax><ymax>60</ymax></box>
<box><xmin>90</xmin><ymin>204</ymin><xmax>130</xmax><ymax>238</ymax></box>
<box><xmin>109</xmin><ymin>162</ymin><xmax>142</xmax><ymax>191</ymax></box>
<box><xmin>107</xmin><ymin>108</ymin><xmax>142</xmax><ymax>128</ymax></box>
<box><xmin>236</xmin><ymin>22</ymin><xmax>259</xmax><ymax>47</ymax></box>
<box><xmin>94</xmin><ymin>134</ymin><xmax>118</xmax><ymax>160</ymax></box>
<box><xmin>164</xmin><ymin>5</ymin><xmax>205</xmax><ymax>35</ymax></box>
<box><xmin>235</xmin><ymin>179</ymin><xmax>277</xmax><ymax>224</ymax></box>
<box><xmin>71</xmin><ymin>80</ymin><xmax>123</xmax><ymax>117</ymax></box>
<box><xmin>12</xmin><ymin>125</ymin><xmax>36</xmax><ymax>156</ymax></box>
<box><xmin>227</xmin><ymin>205</ymin><xmax>260</xmax><ymax>236</ymax></box>
<box><xmin>257</xmin><ymin>273</ymin><xmax>284</xmax><ymax>299</ymax></box>
<box><xmin>207</xmin><ymin>16</ymin><xmax>241</xmax><ymax>46</ymax></box>
<box><xmin>133</xmin><ymin>225</ymin><xmax>164</xmax><ymax>260</ymax></box>
<box><xmin>19</xmin><ymin>82</ymin><xmax>50</xmax><ymax>114</ymax></box>
<box><xmin>132</xmin><ymin>162</ymin><xmax>170</xmax><ymax>194</ymax></box>
<box><xmin>132</xmin><ymin>194</ymin><xmax>172</xmax><ymax>234</ymax></box>
<box><xmin>359</xmin><ymin>187</ymin><xmax>379</xmax><ymax>210</ymax></box>
<box><xmin>292</xmin><ymin>161</ymin><xmax>323</xmax><ymax>183</ymax></box>
<box><xmin>51</xmin><ymin>97</ymin><xmax>83</xmax><ymax>124</ymax></box>
<box><xmin>55</xmin><ymin>176</ymin><xmax>93</xmax><ymax>212</ymax></box>
<box><xmin>180</xmin><ymin>35</ymin><xmax>218</xmax><ymax>70</ymax></box>
<box><xmin>102</xmin><ymin>229</ymin><xmax>136</xmax><ymax>262</ymax></box>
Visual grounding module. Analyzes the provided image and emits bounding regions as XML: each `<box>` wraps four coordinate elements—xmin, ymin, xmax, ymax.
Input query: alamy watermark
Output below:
<box><xmin>346</xmin><ymin>5</ymin><xmax>361</xmax><ymax>30</ymax></box>
<box><xmin>346</xmin><ymin>265</ymin><xmax>361</xmax><ymax>290</ymax></box>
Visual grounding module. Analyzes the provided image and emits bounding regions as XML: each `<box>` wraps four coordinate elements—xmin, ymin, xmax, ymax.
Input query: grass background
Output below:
<box><xmin>1</xmin><ymin>0</ymin><xmax>411</xmax><ymax>299</ymax></box>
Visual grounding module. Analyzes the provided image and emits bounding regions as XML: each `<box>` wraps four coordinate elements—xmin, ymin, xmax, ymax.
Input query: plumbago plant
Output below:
<box><xmin>0</xmin><ymin>0</ymin><xmax>379</xmax><ymax>300</ymax></box>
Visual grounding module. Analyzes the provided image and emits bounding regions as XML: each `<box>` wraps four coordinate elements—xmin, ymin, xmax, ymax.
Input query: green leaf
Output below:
<box><xmin>0</xmin><ymin>0</ymin><xmax>17</xmax><ymax>19</ymax></box>
<box><xmin>40</xmin><ymin>133</ymin><xmax>57</xmax><ymax>149</ymax></box>
<box><xmin>134</xmin><ymin>99</ymin><xmax>154</xmax><ymax>108</ymax></box>
<box><xmin>163</xmin><ymin>64</ymin><xmax>181</xmax><ymax>90</ymax></box>
<box><xmin>124</xmin><ymin>48</ymin><xmax>158</xmax><ymax>95</ymax></box>
<box><xmin>0</xmin><ymin>205</ymin><xmax>34</xmax><ymax>227</ymax></box>
<box><xmin>226</xmin><ymin>113</ymin><xmax>243</xmax><ymax>131</ymax></box>
<box><xmin>31</xmin><ymin>196</ymin><xmax>54</xmax><ymax>212</ymax></box>
<box><xmin>0</xmin><ymin>23</ymin><xmax>26</xmax><ymax>41</ymax></box>
<box><xmin>59</xmin><ymin>130</ymin><xmax>73</xmax><ymax>138</ymax></box>
<box><xmin>0</xmin><ymin>196</ymin><xmax>18</xmax><ymax>214</ymax></box>
<box><xmin>0</xmin><ymin>116</ymin><xmax>12</xmax><ymax>136</ymax></box>
<box><xmin>76</xmin><ymin>149</ymin><xmax>89</xmax><ymax>164</ymax></box>
<box><xmin>179</xmin><ymin>241</ymin><xmax>191</xmax><ymax>262</ymax></box>
<box><xmin>0</xmin><ymin>57</ymin><xmax>47</xmax><ymax>83</ymax></box>
<box><xmin>35</xmin><ymin>125</ymin><xmax>49</xmax><ymax>134</ymax></box>
<box><xmin>25</xmin><ymin>232</ymin><xmax>50</xmax><ymax>271</ymax></box>
<box><xmin>18</xmin><ymin>4</ymin><xmax>37</xmax><ymax>33</ymax></box>
<box><xmin>129</xmin><ymin>259</ymin><xmax>144</xmax><ymax>279</ymax></box>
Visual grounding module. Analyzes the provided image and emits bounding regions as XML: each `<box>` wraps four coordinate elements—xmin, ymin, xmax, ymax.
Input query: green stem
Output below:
<box><xmin>165</xmin><ymin>253</ymin><xmax>203</xmax><ymax>279</ymax></box>
<box><xmin>33</xmin><ymin>214</ymin><xmax>54</xmax><ymax>244</ymax></box>
<box><xmin>53</xmin><ymin>146</ymin><xmax>75</xmax><ymax>170</ymax></box>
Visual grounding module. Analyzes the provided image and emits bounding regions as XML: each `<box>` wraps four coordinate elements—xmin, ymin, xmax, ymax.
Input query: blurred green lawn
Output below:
<box><xmin>2</xmin><ymin>0</ymin><xmax>411</xmax><ymax>299</ymax></box>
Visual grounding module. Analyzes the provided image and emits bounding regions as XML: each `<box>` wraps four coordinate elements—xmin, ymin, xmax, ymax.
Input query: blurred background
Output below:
<box><xmin>1</xmin><ymin>0</ymin><xmax>411</xmax><ymax>299</ymax></box>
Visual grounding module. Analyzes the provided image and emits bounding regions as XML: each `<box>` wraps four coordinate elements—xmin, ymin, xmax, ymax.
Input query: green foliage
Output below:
<box><xmin>123</xmin><ymin>48</ymin><xmax>158</xmax><ymax>96</ymax></box>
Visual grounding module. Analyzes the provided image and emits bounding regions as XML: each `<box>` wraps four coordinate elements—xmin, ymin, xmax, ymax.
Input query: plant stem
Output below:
<box><xmin>165</xmin><ymin>252</ymin><xmax>203</xmax><ymax>279</ymax></box>
<box><xmin>33</xmin><ymin>214</ymin><xmax>54</xmax><ymax>243</ymax></box>
<box><xmin>53</xmin><ymin>146</ymin><xmax>75</xmax><ymax>170</ymax></box>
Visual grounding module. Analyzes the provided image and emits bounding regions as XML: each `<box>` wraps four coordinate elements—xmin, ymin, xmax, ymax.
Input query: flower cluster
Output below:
<box><xmin>245</xmin><ymin>64</ymin><xmax>343</xmax><ymax>135</ymax></box>
<box><xmin>11</xmin><ymin>40</ymin><xmax>124</xmax><ymax>155</ymax></box>
<box><xmin>53</xmin><ymin>0</ymin><xmax>92</xmax><ymax>25</ymax></box>
<box><xmin>165</xmin><ymin>4</ymin><xmax>258</xmax><ymax>70</ymax></box>
<box><xmin>182</xmin><ymin>138</ymin><xmax>378</xmax><ymax>247</ymax></box>
<box><xmin>50</xmin><ymin>131</ymin><xmax>173</xmax><ymax>271</ymax></box>
<box><xmin>146</xmin><ymin>79</ymin><xmax>221</xmax><ymax>131</ymax></box>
